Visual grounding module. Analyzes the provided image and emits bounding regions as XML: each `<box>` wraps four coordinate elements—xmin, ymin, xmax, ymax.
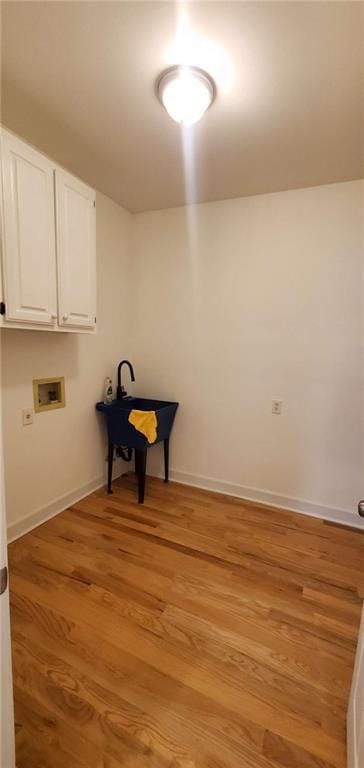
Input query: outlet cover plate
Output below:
<box><xmin>22</xmin><ymin>408</ymin><xmax>34</xmax><ymax>426</ymax></box>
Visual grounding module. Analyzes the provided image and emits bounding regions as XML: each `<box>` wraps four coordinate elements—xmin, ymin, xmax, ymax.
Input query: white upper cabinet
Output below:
<box><xmin>55</xmin><ymin>169</ymin><xmax>96</xmax><ymax>330</ymax></box>
<box><xmin>1</xmin><ymin>130</ymin><xmax>57</xmax><ymax>325</ymax></box>
<box><xmin>0</xmin><ymin>129</ymin><xmax>96</xmax><ymax>333</ymax></box>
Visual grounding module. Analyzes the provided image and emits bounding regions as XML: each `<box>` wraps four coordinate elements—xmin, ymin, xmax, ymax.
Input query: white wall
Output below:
<box><xmin>1</xmin><ymin>192</ymin><xmax>132</xmax><ymax>538</ymax></box>
<box><xmin>130</xmin><ymin>181</ymin><xmax>364</xmax><ymax>522</ymax></box>
<box><xmin>2</xmin><ymin>180</ymin><xmax>363</xmax><ymax>533</ymax></box>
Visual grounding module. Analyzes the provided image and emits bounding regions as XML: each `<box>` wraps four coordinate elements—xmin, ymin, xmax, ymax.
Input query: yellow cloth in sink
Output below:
<box><xmin>128</xmin><ymin>409</ymin><xmax>158</xmax><ymax>444</ymax></box>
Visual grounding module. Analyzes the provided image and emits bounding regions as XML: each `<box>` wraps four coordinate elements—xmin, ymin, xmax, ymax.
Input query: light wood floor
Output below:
<box><xmin>9</xmin><ymin>474</ymin><xmax>364</xmax><ymax>768</ymax></box>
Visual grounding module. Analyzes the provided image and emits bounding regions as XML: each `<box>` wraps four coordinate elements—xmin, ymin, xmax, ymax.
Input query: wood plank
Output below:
<box><xmin>9</xmin><ymin>475</ymin><xmax>364</xmax><ymax>767</ymax></box>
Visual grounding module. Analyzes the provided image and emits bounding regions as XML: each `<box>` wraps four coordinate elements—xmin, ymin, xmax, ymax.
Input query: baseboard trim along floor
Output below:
<box><xmin>153</xmin><ymin>467</ymin><xmax>364</xmax><ymax>531</ymax></box>
<box><xmin>7</xmin><ymin>466</ymin><xmax>363</xmax><ymax>542</ymax></box>
<box><xmin>7</xmin><ymin>475</ymin><xmax>107</xmax><ymax>543</ymax></box>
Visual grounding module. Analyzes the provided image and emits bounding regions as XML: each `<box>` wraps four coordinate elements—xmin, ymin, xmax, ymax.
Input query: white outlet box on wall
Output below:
<box><xmin>22</xmin><ymin>409</ymin><xmax>34</xmax><ymax>426</ymax></box>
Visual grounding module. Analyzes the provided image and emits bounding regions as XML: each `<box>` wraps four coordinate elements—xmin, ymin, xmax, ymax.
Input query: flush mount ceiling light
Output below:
<box><xmin>157</xmin><ymin>65</ymin><xmax>216</xmax><ymax>126</ymax></box>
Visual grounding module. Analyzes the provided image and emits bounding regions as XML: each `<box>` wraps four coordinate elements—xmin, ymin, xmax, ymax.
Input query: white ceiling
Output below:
<box><xmin>2</xmin><ymin>1</ymin><xmax>364</xmax><ymax>213</ymax></box>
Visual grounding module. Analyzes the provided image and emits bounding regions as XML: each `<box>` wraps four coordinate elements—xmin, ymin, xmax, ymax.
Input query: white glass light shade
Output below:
<box><xmin>158</xmin><ymin>66</ymin><xmax>215</xmax><ymax>125</ymax></box>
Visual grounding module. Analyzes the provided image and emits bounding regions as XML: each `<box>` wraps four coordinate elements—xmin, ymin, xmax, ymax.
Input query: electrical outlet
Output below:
<box><xmin>22</xmin><ymin>408</ymin><xmax>34</xmax><ymax>426</ymax></box>
<box><xmin>272</xmin><ymin>399</ymin><xmax>283</xmax><ymax>415</ymax></box>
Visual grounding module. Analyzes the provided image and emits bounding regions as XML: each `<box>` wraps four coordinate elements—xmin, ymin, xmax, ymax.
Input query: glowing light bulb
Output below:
<box><xmin>158</xmin><ymin>66</ymin><xmax>215</xmax><ymax>126</ymax></box>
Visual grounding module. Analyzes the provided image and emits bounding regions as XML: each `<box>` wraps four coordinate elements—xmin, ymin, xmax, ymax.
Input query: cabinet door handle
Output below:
<box><xmin>62</xmin><ymin>315</ymin><xmax>68</xmax><ymax>321</ymax></box>
<box><xmin>51</xmin><ymin>314</ymin><xmax>57</xmax><ymax>320</ymax></box>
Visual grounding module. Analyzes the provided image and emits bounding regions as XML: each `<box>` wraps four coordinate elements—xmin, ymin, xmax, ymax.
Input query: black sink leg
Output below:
<box><xmin>134</xmin><ymin>449</ymin><xmax>138</xmax><ymax>475</ymax></box>
<box><xmin>164</xmin><ymin>438</ymin><xmax>169</xmax><ymax>482</ymax></box>
<box><xmin>107</xmin><ymin>442</ymin><xmax>114</xmax><ymax>494</ymax></box>
<box><xmin>135</xmin><ymin>449</ymin><xmax>147</xmax><ymax>503</ymax></box>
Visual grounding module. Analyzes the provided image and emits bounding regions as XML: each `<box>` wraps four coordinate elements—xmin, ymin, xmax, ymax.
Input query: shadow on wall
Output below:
<box><xmin>1</xmin><ymin>328</ymin><xmax>81</xmax><ymax>391</ymax></box>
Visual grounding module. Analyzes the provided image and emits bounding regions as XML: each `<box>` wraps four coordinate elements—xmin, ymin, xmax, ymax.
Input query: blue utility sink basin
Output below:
<box><xmin>96</xmin><ymin>397</ymin><xmax>178</xmax><ymax>502</ymax></box>
<box><xmin>96</xmin><ymin>397</ymin><xmax>178</xmax><ymax>450</ymax></box>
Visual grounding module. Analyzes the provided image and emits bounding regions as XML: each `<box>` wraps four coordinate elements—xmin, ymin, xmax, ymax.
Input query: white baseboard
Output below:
<box><xmin>7</xmin><ymin>474</ymin><xmax>110</xmax><ymax>543</ymax></box>
<box><xmin>152</xmin><ymin>467</ymin><xmax>364</xmax><ymax>530</ymax></box>
<box><xmin>8</xmin><ymin>464</ymin><xmax>363</xmax><ymax>543</ymax></box>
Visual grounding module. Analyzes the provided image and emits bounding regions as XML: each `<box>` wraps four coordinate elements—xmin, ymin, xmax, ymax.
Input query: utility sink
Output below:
<box><xmin>96</xmin><ymin>397</ymin><xmax>178</xmax><ymax>449</ymax></box>
<box><xmin>96</xmin><ymin>397</ymin><xmax>178</xmax><ymax>502</ymax></box>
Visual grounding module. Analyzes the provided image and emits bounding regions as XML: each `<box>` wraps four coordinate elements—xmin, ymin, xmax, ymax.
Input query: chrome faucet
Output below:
<box><xmin>117</xmin><ymin>360</ymin><xmax>135</xmax><ymax>400</ymax></box>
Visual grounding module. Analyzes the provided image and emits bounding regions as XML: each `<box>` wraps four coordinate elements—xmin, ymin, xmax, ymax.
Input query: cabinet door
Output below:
<box><xmin>1</xmin><ymin>130</ymin><xmax>57</xmax><ymax>324</ymax></box>
<box><xmin>55</xmin><ymin>169</ymin><xmax>96</xmax><ymax>329</ymax></box>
